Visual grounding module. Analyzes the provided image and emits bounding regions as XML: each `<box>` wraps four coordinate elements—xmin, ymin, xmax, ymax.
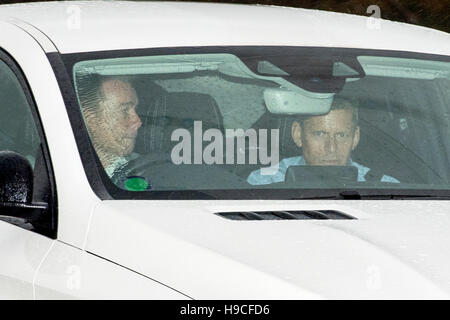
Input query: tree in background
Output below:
<box><xmin>0</xmin><ymin>0</ymin><xmax>448</xmax><ymax>32</ymax></box>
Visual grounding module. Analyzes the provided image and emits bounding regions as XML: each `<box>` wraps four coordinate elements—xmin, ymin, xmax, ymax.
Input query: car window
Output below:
<box><xmin>68</xmin><ymin>47</ymin><xmax>450</xmax><ymax>199</ymax></box>
<box><xmin>0</xmin><ymin>52</ymin><xmax>55</xmax><ymax>235</ymax></box>
<box><xmin>0</xmin><ymin>59</ymin><xmax>41</xmax><ymax>168</ymax></box>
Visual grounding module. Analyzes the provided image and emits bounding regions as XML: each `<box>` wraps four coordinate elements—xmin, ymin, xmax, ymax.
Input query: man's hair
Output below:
<box><xmin>296</xmin><ymin>96</ymin><xmax>359</xmax><ymax>129</ymax></box>
<box><xmin>76</xmin><ymin>73</ymin><xmax>104</xmax><ymax>115</ymax></box>
<box><xmin>76</xmin><ymin>74</ymin><xmax>133</xmax><ymax>115</ymax></box>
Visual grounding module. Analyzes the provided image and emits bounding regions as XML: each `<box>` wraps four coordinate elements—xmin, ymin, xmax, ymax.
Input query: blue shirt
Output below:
<box><xmin>247</xmin><ymin>156</ymin><xmax>399</xmax><ymax>185</ymax></box>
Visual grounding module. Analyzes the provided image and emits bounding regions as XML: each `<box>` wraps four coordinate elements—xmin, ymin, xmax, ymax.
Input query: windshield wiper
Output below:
<box><xmin>291</xmin><ymin>190</ymin><xmax>450</xmax><ymax>200</ymax></box>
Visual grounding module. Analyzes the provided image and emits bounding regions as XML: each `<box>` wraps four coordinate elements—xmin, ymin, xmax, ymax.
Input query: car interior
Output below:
<box><xmin>78</xmin><ymin>53</ymin><xmax>450</xmax><ymax>191</ymax></box>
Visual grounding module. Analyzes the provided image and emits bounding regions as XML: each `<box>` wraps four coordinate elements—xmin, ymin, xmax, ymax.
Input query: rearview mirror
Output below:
<box><xmin>0</xmin><ymin>151</ymin><xmax>47</xmax><ymax>221</ymax></box>
<box><xmin>0</xmin><ymin>150</ymin><xmax>33</xmax><ymax>203</ymax></box>
<box><xmin>263</xmin><ymin>88</ymin><xmax>334</xmax><ymax>115</ymax></box>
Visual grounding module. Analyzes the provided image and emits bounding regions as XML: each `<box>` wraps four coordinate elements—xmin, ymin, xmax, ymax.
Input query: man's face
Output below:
<box><xmin>87</xmin><ymin>79</ymin><xmax>142</xmax><ymax>158</ymax></box>
<box><xmin>291</xmin><ymin>108</ymin><xmax>360</xmax><ymax>166</ymax></box>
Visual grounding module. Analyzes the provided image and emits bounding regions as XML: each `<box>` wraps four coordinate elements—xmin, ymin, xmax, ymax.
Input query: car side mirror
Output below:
<box><xmin>0</xmin><ymin>151</ymin><xmax>47</xmax><ymax>221</ymax></box>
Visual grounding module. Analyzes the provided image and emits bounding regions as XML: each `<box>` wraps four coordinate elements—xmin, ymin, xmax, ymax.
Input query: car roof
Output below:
<box><xmin>0</xmin><ymin>1</ymin><xmax>449</xmax><ymax>55</ymax></box>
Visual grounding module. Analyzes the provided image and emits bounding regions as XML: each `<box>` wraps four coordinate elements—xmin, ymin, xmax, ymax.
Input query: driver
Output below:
<box><xmin>79</xmin><ymin>76</ymin><xmax>142</xmax><ymax>178</ymax></box>
<box><xmin>247</xmin><ymin>96</ymin><xmax>399</xmax><ymax>185</ymax></box>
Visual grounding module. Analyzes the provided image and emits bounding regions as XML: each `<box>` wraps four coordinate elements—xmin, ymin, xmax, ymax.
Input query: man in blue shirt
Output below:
<box><xmin>248</xmin><ymin>96</ymin><xmax>398</xmax><ymax>185</ymax></box>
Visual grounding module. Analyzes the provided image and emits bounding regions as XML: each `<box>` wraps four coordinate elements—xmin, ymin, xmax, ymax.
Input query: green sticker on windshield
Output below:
<box><xmin>125</xmin><ymin>176</ymin><xmax>149</xmax><ymax>191</ymax></box>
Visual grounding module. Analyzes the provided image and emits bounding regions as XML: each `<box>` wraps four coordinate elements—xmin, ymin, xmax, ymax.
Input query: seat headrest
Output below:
<box><xmin>135</xmin><ymin>92</ymin><xmax>224</xmax><ymax>156</ymax></box>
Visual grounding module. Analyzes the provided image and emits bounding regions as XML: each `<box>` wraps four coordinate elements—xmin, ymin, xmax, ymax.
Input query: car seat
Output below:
<box><xmin>134</xmin><ymin>91</ymin><xmax>224</xmax><ymax>162</ymax></box>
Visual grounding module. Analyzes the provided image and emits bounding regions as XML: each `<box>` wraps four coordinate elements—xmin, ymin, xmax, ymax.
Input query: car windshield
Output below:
<box><xmin>65</xmin><ymin>47</ymin><xmax>450</xmax><ymax>199</ymax></box>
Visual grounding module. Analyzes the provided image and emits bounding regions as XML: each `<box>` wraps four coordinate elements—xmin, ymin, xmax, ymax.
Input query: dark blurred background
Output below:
<box><xmin>0</xmin><ymin>0</ymin><xmax>448</xmax><ymax>33</ymax></box>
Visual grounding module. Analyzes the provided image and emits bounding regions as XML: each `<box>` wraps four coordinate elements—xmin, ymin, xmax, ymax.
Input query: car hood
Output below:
<box><xmin>84</xmin><ymin>200</ymin><xmax>450</xmax><ymax>299</ymax></box>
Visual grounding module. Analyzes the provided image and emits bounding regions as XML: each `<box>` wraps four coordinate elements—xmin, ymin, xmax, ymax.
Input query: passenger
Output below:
<box><xmin>79</xmin><ymin>76</ymin><xmax>142</xmax><ymax>177</ymax></box>
<box><xmin>247</xmin><ymin>96</ymin><xmax>399</xmax><ymax>185</ymax></box>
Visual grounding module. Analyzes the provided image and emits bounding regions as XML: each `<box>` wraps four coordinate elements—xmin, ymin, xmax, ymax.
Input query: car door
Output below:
<box><xmin>0</xmin><ymin>40</ymin><xmax>56</xmax><ymax>299</ymax></box>
<box><xmin>0</xmin><ymin>19</ymin><xmax>188</xmax><ymax>299</ymax></box>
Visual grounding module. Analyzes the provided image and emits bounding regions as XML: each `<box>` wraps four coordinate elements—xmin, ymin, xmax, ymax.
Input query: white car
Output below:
<box><xmin>0</xmin><ymin>1</ymin><xmax>450</xmax><ymax>300</ymax></box>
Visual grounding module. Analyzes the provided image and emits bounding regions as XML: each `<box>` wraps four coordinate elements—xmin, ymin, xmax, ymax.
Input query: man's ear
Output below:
<box><xmin>352</xmin><ymin>126</ymin><xmax>360</xmax><ymax>150</ymax></box>
<box><xmin>291</xmin><ymin>121</ymin><xmax>303</xmax><ymax>148</ymax></box>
